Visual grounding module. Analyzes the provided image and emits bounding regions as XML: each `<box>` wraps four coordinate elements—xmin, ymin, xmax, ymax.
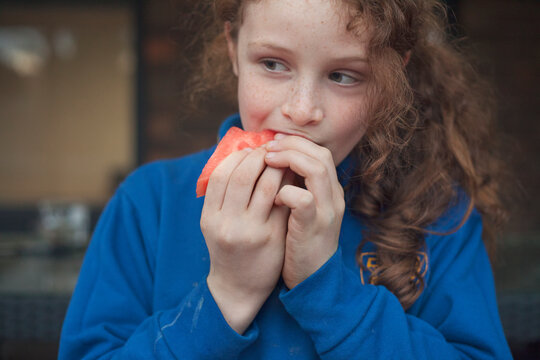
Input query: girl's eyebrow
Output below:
<box><xmin>333</xmin><ymin>55</ymin><xmax>368</xmax><ymax>64</ymax></box>
<box><xmin>247</xmin><ymin>42</ymin><xmax>293</xmax><ymax>56</ymax></box>
<box><xmin>247</xmin><ymin>41</ymin><xmax>368</xmax><ymax>64</ymax></box>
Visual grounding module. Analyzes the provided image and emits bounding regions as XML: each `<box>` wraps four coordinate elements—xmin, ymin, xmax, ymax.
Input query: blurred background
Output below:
<box><xmin>0</xmin><ymin>0</ymin><xmax>538</xmax><ymax>359</ymax></box>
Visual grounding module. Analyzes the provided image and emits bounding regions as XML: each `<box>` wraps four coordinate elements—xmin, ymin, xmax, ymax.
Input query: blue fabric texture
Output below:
<box><xmin>59</xmin><ymin>114</ymin><xmax>512</xmax><ymax>359</ymax></box>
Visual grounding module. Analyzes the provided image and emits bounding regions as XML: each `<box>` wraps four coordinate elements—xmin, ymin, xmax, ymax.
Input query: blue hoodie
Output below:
<box><xmin>59</xmin><ymin>114</ymin><xmax>512</xmax><ymax>359</ymax></box>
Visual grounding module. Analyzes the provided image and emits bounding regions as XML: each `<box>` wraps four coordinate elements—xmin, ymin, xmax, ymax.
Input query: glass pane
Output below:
<box><xmin>0</xmin><ymin>6</ymin><xmax>135</xmax><ymax>206</ymax></box>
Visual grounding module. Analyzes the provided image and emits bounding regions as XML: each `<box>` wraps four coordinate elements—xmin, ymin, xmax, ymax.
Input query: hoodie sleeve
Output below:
<box><xmin>279</xmin><ymin>208</ymin><xmax>513</xmax><ymax>359</ymax></box>
<box><xmin>58</xmin><ymin>186</ymin><xmax>258</xmax><ymax>360</ymax></box>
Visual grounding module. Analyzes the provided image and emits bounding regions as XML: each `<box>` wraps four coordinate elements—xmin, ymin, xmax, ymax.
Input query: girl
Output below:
<box><xmin>59</xmin><ymin>0</ymin><xmax>514</xmax><ymax>359</ymax></box>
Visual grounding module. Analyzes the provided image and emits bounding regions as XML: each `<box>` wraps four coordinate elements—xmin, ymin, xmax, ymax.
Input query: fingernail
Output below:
<box><xmin>274</xmin><ymin>133</ymin><xmax>285</xmax><ymax>140</ymax></box>
<box><xmin>265</xmin><ymin>152</ymin><xmax>275</xmax><ymax>159</ymax></box>
<box><xmin>244</xmin><ymin>147</ymin><xmax>253</xmax><ymax>152</ymax></box>
<box><xmin>266</xmin><ymin>140</ymin><xmax>277</xmax><ymax>149</ymax></box>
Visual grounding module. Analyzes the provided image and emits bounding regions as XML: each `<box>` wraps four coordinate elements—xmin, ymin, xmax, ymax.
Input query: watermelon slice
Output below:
<box><xmin>196</xmin><ymin>127</ymin><xmax>276</xmax><ymax>197</ymax></box>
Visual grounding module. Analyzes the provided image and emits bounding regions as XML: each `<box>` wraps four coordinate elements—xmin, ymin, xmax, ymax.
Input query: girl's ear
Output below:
<box><xmin>224</xmin><ymin>22</ymin><xmax>239</xmax><ymax>76</ymax></box>
<box><xmin>403</xmin><ymin>50</ymin><xmax>412</xmax><ymax>67</ymax></box>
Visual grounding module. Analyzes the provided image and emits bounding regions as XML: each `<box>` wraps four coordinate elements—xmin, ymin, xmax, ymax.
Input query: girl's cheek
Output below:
<box><xmin>239</xmin><ymin>77</ymin><xmax>280</xmax><ymax>130</ymax></box>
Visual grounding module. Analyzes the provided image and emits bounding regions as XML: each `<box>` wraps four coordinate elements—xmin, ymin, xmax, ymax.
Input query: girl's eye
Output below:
<box><xmin>329</xmin><ymin>72</ymin><xmax>358</xmax><ymax>85</ymax></box>
<box><xmin>262</xmin><ymin>60</ymin><xmax>287</xmax><ymax>72</ymax></box>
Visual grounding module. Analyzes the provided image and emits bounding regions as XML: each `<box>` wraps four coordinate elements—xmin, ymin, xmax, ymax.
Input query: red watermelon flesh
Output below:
<box><xmin>196</xmin><ymin>127</ymin><xmax>276</xmax><ymax>197</ymax></box>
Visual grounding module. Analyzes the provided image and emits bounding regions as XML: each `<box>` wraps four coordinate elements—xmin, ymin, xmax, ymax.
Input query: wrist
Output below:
<box><xmin>206</xmin><ymin>275</ymin><xmax>266</xmax><ymax>334</ymax></box>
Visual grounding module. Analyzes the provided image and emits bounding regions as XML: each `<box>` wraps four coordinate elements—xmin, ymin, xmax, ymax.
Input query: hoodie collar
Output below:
<box><xmin>218</xmin><ymin>113</ymin><xmax>243</xmax><ymax>140</ymax></box>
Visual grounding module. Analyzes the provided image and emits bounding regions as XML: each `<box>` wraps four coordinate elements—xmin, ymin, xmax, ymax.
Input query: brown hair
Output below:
<box><xmin>181</xmin><ymin>0</ymin><xmax>515</xmax><ymax>309</ymax></box>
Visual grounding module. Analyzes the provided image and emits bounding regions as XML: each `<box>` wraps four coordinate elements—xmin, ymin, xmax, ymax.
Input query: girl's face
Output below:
<box><xmin>226</xmin><ymin>0</ymin><xmax>371</xmax><ymax>165</ymax></box>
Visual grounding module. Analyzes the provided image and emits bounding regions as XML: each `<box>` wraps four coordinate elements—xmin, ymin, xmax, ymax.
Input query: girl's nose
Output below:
<box><xmin>281</xmin><ymin>79</ymin><xmax>323</xmax><ymax>126</ymax></box>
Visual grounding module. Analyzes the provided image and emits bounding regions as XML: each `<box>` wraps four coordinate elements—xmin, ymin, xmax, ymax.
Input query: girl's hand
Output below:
<box><xmin>265</xmin><ymin>134</ymin><xmax>345</xmax><ymax>289</ymax></box>
<box><xmin>201</xmin><ymin>147</ymin><xmax>290</xmax><ymax>334</ymax></box>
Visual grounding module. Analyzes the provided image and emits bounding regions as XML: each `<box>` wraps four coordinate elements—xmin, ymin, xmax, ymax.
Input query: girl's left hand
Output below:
<box><xmin>265</xmin><ymin>134</ymin><xmax>345</xmax><ymax>289</ymax></box>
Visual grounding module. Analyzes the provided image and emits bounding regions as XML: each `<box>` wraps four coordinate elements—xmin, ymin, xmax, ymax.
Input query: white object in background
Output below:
<box><xmin>38</xmin><ymin>200</ymin><xmax>90</xmax><ymax>248</ymax></box>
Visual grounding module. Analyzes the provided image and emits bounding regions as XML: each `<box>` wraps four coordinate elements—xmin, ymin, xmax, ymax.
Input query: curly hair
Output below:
<box><xmin>181</xmin><ymin>0</ymin><xmax>513</xmax><ymax>309</ymax></box>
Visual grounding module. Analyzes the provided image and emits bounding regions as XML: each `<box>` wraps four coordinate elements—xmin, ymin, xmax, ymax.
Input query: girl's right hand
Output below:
<box><xmin>200</xmin><ymin>147</ymin><xmax>290</xmax><ymax>334</ymax></box>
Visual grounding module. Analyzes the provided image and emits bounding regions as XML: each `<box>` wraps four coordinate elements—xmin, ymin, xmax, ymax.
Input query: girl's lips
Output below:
<box><xmin>270</xmin><ymin>130</ymin><xmax>314</xmax><ymax>143</ymax></box>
